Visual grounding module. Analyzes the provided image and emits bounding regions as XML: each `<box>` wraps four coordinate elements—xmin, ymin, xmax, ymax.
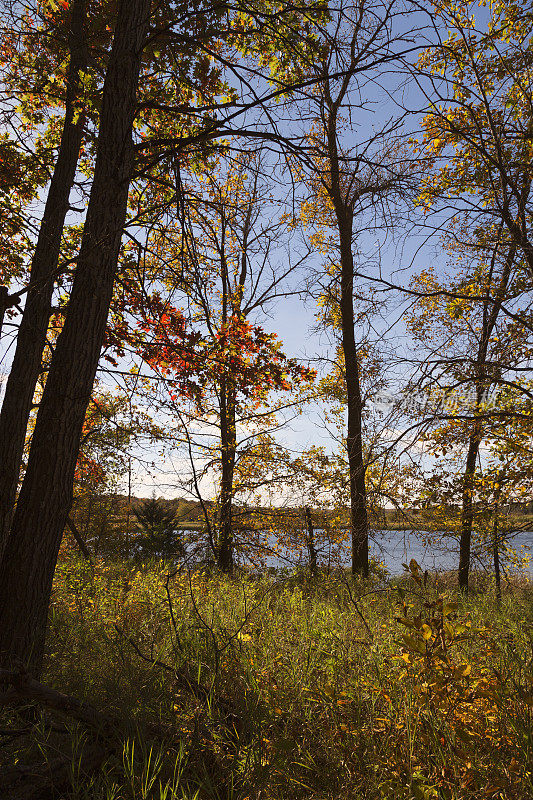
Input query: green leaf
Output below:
<box><xmin>443</xmin><ymin>601</ymin><xmax>458</xmax><ymax>616</ymax></box>
<box><xmin>403</xmin><ymin>634</ymin><xmax>426</xmax><ymax>654</ymax></box>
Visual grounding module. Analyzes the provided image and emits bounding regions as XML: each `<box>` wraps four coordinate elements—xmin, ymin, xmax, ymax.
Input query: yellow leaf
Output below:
<box><xmin>455</xmin><ymin>663</ymin><xmax>472</xmax><ymax>678</ymax></box>
<box><xmin>443</xmin><ymin>601</ymin><xmax>458</xmax><ymax>616</ymax></box>
<box><xmin>421</xmin><ymin>624</ymin><xmax>432</xmax><ymax>640</ymax></box>
<box><xmin>444</xmin><ymin>621</ymin><xmax>455</xmax><ymax>639</ymax></box>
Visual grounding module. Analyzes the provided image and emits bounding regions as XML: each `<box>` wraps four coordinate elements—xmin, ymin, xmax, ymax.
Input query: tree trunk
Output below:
<box><xmin>493</xmin><ymin>508</ymin><xmax>502</xmax><ymax>607</ymax></box>
<box><xmin>0</xmin><ymin>0</ymin><xmax>151</xmax><ymax>675</ymax></box>
<box><xmin>0</xmin><ymin>0</ymin><xmax>88</xmax><ymax>554</ymax></box>
<box><xmin>304</xmin><ymin>506</ymin><xmax>317</xmax><ymax>574</ymax></box>
<box><xmin>458</xmin><ymin>244</ymin><xmax>514</xmax><ymax>592</ymax></box>
<box><xmin>458</xmin><ymin>424</ymin><xmax>481</xmax><ymax>592</ymax></box>
<box><xmin>325</xmin><ymin>101</ymin><xmax>369</xmax><ymax>579</ymax></box>
<box><xmin>0</xmin><ymin>286</ymin><xmax>8</xmax><ymax>341</ymax></box>
<box><xmin>341</xmin><ymin>262</ymin><xmax>369</xmax><ymax>578</ymax></box>
<box><xmin>217</xmin><ymin>377</ymin><xmax>236</xmax><ymax>573</ymax></box>
<box><xmin>65</xmin><ymin>516</ymin><xmax>92</xmax><ymax>562</ymax></box>
<box><xmin>336</xmin><ymin>213</ymin><xmax>369</xmax><ymax>577</ymax></box>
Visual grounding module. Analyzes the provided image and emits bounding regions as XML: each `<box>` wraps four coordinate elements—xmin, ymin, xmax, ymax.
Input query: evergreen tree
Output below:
<box><xmin>133</xmin><ymin>497</ymin><xmax>184</xmax><ymax>561</ymax></box>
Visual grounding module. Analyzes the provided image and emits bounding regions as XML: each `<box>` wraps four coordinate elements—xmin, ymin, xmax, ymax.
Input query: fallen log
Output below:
<box><xmin>0</xmin><ymin>668</ymin><xmax>111</xmax><ymax>733</ymax></box>
<box><xmin>1</xmin><ymin>743</ymin><xmax>106</xmax><ymax>800</ymax></box>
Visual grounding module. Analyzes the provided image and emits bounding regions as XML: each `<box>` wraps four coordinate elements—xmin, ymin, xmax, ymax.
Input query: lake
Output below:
<box><xmin>260</xmin><ymin>529</ymin><xmax>533</xmax><ymax>576</ymax></box>
<box><xmin>371</xmin><ymin>529</ymin><xmax>533</xmax><ymax>576</ymax></box>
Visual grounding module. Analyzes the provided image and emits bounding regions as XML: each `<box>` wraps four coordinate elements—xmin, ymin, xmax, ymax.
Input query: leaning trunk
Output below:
<box><xmin>0</xmin><ymin>0</ymin><xmax>151</xmax><ymax>675</ymax></box>
<box><xmin>458</xmin><ymin>426</ymin><xmax>481</xmax><ymax>593</ymax></box>
<box><xmin>0</xmin><ymin>0</ymin><xmax>88</xmax><ymax>553</ymax></box>
<box><xmin>458</xmin><ymin>244</ymin><xmax>514</xmax><ymax>592</ymax></box>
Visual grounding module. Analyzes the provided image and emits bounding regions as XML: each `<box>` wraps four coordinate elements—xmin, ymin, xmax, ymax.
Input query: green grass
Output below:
<box><xmin>2</xmin><ymin>558</ymin><xmax>533</xmax><ymax>799</ymax></box>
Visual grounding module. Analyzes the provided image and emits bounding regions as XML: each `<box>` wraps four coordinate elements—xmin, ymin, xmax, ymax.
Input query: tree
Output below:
<box><xmin>68</xmin><ymin>387</ymin><xmax>135</xmax><ymax>558</ymax></box>
<box><xmin>129</xmin><ymin>154</ymin><xmax>314</xmax><ymax>573</ymax></box>
<box><xmin>0</xmin><ymin>0</ymin><xmax>89</xmax><ymax>551</ymax></box>
<box><xmin>294</xmin><ymin>0</ymin><xmax>412</xmax><ymax>576</ymax></box>
<box><xmin>263</xmin><ymin>444</ymin><xmax>353</xmax><ymax>572</ymax></box>
<box><xmin>405</xmin><ymin>231</ymin><xmax>533</xmax><ymax>590</ymax></box>
<box><xmin>0</xmin><ymin>0</ymin><xmax>153</xmax><ymax>674</ymax></box>
<box><xmin>415</xmin><ymin>0</ymin><xmax>533</xmax><ymax>305</ymax></box>
<box><xmin>133</xmin><ymin>496</ymin><xmax>184</xmax><ymax>561</ymax></box>
<box><xmin>407</xmin><ymin>0</ymin><xmax>533</xmax><ymax>588</ymax></box>
<box><xmin>0</xmin><ymin>0</ymin><xmax>331</xmax><ymax>670</ymax></box>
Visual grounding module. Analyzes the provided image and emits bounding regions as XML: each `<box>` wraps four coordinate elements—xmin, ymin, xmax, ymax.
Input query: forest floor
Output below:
<box><xmin>2</xmin><ymin>558</ymin><xmax>532</xmax><ymax>799</ymax></box>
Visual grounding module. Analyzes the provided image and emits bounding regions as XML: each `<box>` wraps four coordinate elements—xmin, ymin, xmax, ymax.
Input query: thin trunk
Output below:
<box><xmin>216</xmin><ymin>211</ymin><xmax>247</xmax><ymax>574</ymax></box>
<box><xmin>0</xmin><ymin>0</ymin><xmax>88</xmax><ymax>553</ymax></box>
<box><xmin>458</xmin><ymin>425</ymin><xmax>481</xmax><ymax>592</ymax></box>
<box><xmin>125</xmin><ymin>456</ymin><xmax>132</xmax><ymax>559</ymax></box>
<box><xmin>82</xmin><ymin>491</ymin><xmax>94</xmax><ymax>541</ymax></box>
<box><xmin>458</xmin><ymin>244</ymin><xmax>515</xmax><ymax>592</ymax></box>
<box><xmin>335</xmin><ymin>214</ymin><xmax>368</xmax><ymax>578</ymax></box>
<box><xmin>326</xmin><ymin>102</ymin><xmax>369</xmax><ymax>579</ymax></box>
<box><xmin>0</xmin><ymin>286</ymin><xmax>19</xmax><ymax>341</ymax></box>
<box><xmin>0</xmin><ymin>0</ymin><xmax>151</xmax><ymax>675</ymax></box>
<box><xmin>492</xmin><ymin>476</ymin><xmax>503</xmax><ymax>606</ymax></box>
<box><xmin>218</xmin><ymin>377</ymin><xmax>235</xmax><ymax>574</ymax></box>
<box><xmin>340</xmin><ymin>250</ymin><xmax>369</xmax><ymax>579</ymax></box>
<box><xmin>304</xmin><ymin>506</ymin><xmax>317</xmax><ymax>574</ymax></box>
<box><xmin>66</xmin><ymin>516</ymin><xmax>92</xmax><ymax>562</ymax></box>
<box><xmin>0</xmin><ymin>286</ymin><xmax>7</xmax><ymax>340</ymax></box>
<box><xmin>493</xmin><ymin>508</ymin><xmax>502</xmax><ymax>607</ymax></box>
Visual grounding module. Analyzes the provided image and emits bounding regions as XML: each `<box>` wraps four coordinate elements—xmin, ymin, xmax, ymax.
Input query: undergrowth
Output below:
<box><xmin>2</xmin><ymin>558</ymin><xmax>532</xmax><ymax>799</ymax></box>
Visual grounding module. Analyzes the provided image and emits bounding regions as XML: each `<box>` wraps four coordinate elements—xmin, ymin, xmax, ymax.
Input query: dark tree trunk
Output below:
<box><xmin>458</xmin><ymin>425</ymin><xmax>481</xmax><ymax>592</ymax></box>
<box><xmin>0</xmin><ymin>286</ymin><xmax>8</xmax><ymax>341</ymax></box>
<box><xmin>339</xmin><ymin>239</ymin><xmax>369</xmax><ymax>579</ymax></box>
<box><xmin>304</xmin><ymin>506</ymin><xmax>317</xmax><ymax>574</ymax></box>
<box><xmin>325</xmin><ymin>101</ymin><xmax>369</xmax><ymax>579</ymax></box>
<box><xmin>0</xmin><ymin>0</ymin><xmax>88</xmax><ymax>554</ymax></box>
<box><xmin>0</xmin><ymin>0</ymin><xmax>151</xmax><ymax>675</ymax></box>
<box><xmin>217</xmin><ymin>377</ymin><xmax>236</xmax><ymax>574</ymax></box>
<box><xmin>458</xmin><ymin>244</ymin><xmax>514</xmax><ymax>592</ymax></box>
<box><xmin>65</xmin><ymin>516</ymin><xmax>92</xmax><ymax>562</ymax></box>
<box><xmin>493</xmin><ymin>501</ymin><xmax>502</xmax><ymax>607</ymax></box>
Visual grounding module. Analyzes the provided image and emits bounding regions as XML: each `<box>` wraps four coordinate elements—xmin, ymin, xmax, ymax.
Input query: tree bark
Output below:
<box><xmin>217</xmin><ymin>375</ymin><xmax>236</xmax><ymax>573</ymax></box>
<box><xmin>325</xmin><ymin>100</ymin><xmax>369</xmax><ymax>578</ymax></box>
<box><xmin>0</xmin><ymin>0</ymin><xmax>151</xmax><ymax>675</ymax></box>
<box><xmin>458</xmin><ymin>424</ymin><xmax>481</xmax><ymax>592</ymax></box>
<box><xmin>0</xmin><ymin>0</ymin><xmax>88</xmax><ymax>554</ymax></box>
<box><xmin>492</xmin><ymin>490</ymin><xmax>502</xmax><ymax>607</ymax></box>
<box><xmin>340</xmin><ymin>237</ymin><xmax>369</xmax><ymax>578</ymax></box>
<box><xmin>324</xmin><ymin>78</ymin><xmax>368</xmax><ymax>578</ymax></box>
<box><xmin>458</xmin><ymin>244</ymin><xmax>514</xmax><ymax>592</ymax></box>
<box><xmin>66</xmin><ymin>515</ymin><xmax>92</xmax><ymax>562</ymax></box>
<box><xmin>304</xmin><ymin>505</ymin><xmax>317</xmax><ymax>574</ymax></box>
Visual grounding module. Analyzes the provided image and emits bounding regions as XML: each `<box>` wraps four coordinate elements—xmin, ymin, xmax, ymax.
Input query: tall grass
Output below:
<box><xmin>2</xmin><ymin>557</ymin><xmax>532</xmax><ymax>799</ymax></box>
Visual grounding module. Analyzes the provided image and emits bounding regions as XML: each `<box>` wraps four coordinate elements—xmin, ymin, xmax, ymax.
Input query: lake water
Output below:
<box><xmin>370</xmin><ymin>529</ymin><xmax>533</xmax><ymax>576</ymax></box>
<box><xmin>261</xmin><ymin>529</ymin><xmax>533</xmax><ymax>576</ymax></box>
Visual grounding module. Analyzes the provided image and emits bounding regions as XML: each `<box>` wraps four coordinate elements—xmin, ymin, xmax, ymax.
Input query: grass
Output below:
<box><xmin>2</xmin><ymin>557</ymin><xmax>533</xmax><ymax>799</ymax></box>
